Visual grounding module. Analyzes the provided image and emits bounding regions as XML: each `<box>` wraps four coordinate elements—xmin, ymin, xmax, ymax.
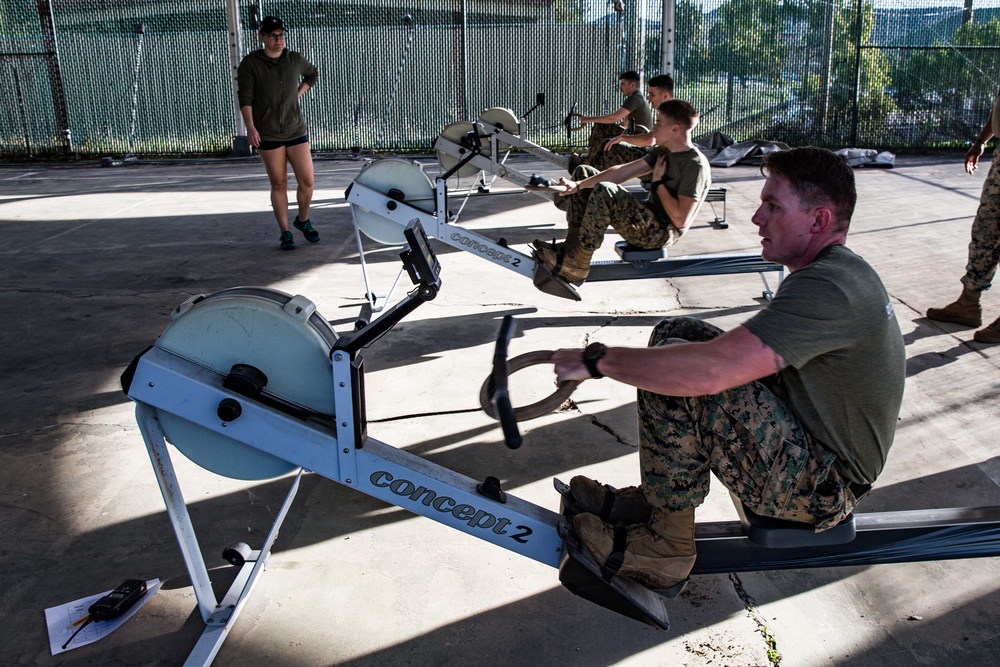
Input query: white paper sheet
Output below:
<box><xmin>45</xmin><ymin>578</ymin><xmax>161</xmax><ymax>655</ymax></box>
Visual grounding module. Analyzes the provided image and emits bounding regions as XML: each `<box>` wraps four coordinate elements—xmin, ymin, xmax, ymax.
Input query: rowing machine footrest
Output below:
<box><xmin>532</xmin><ymin>256</ymin><xmax>582</xmax><ymax>301</ymax></box>
<box><xmin>614</xmin><ymin>241</ymin><xmax>667</xmax><ymax>263</ymax></box>
<box><xmin>733</xmin><ymin>495</ymin><xmax>856</xmax><ymax>548</ymax></box>
<box><xmin>557</xmin><ymin>522</ymin><xmax>674</xmax><ymax>630</ymax></box>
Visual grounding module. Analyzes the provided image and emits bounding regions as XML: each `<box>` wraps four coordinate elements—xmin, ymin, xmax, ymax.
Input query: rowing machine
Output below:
<box><xmin>434</xmin><ymin>104</ymin><xmax>570</xmax><ymax>189</ymax></box>
<box><xmin>121</xmin><ymin>238</ymin><xmax>1000</xmax><ymax>662</ymax></box>
<box><xmin>475</xmin><ymin>315</ymin><xmax>1000</xmax><ymax>623</ymax></box>
<box><xmin>345</xmin><ymin>158</ymin><xmax>783</xmax><ymax>319</ymax></box>
<box><xmin>449</xmin><ymin>100</ymin><xmax>731</xmax><ymax>226</ymax></box>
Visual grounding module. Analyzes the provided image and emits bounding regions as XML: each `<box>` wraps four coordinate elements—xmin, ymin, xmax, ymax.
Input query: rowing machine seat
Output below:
<box><xmin>732</xmin><ymin>495</ymin><xmax>856</xmax><ymax>549</ymax></box>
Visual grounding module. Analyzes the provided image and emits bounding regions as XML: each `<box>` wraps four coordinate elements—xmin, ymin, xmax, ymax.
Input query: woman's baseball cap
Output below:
<box><xmin>260</xmin><ymin>17</ymin><xmax>285</xmax><ymax>33</ymax></box>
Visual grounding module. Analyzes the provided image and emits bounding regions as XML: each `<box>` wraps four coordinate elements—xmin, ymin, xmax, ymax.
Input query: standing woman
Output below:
<box><xmin>237</xmin><ymin>16</ymin><xmax>320</xmax><ymax>250</ymax></box>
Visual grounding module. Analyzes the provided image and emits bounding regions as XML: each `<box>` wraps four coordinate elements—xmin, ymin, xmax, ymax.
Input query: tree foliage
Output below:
<box><xmin>708</xmin><ymin>0</ymin><xmax>799</xmax><ymax>83</ymax></box>
<box><xmin>893</xmin><ymin>17</ymin><xmax>1000</xmax><ymax>111</ymax></box>
<box><xmin>675</xmin><ymin>0</ymin><xmax>708</xmax><ymax>84</ymax></box>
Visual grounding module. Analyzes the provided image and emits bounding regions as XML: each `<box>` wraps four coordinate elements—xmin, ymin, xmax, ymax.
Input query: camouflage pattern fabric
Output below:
<box><xmin>562</xmin><ymin>165</ymin><xmax>678</xmax><ymax>251</ymax></box>
<box><xmin>962</xmin><ymin>146</ymin><xmax>1000</xmax><ymax>292</ymax></box>
<box><xmin>636</xmin><ymin>317</ymin><xmax>858</xmax><ymax>531</ymax></box>
<box><xmin>584</xmin><ymin>122</ymin><xmax>645</xmax><ymax>172</ymax></box>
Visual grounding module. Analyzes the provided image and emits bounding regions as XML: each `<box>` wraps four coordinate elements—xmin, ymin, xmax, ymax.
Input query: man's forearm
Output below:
<box><xmin>609</xmin><ymin>132</ymin><xmax>655</xmax><ymax>148</ymax></box>
<box><xmin>583</xmin><ymin>108</ymin><xmax>629</xmax><ymax>126</ymax></box>
<box><xmin>593</xmin><ymin>327</ymin><xmax>782</xmax><ymax>397</ymax></box>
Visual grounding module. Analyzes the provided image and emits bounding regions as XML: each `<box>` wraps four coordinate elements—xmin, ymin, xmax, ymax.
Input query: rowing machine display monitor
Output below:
<box><xmin>564</xmin><ymin>102</ymin><xmax>577</xmax><ymax>140</ymax></box>
<box><xmin>522</xmin><ymin>92</ymin><xmax>545</xmax><ymax>120</ymax></box>
<box><xmin>401</xmin><ymin>220</ymin><xmax>441</xmax><ymax>290</ymax></box>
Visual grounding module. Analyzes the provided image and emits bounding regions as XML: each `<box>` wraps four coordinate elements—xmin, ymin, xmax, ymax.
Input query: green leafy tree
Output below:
<box><xmin>893</xmin><ymin>18</ymin><xmax>1000</xmax><ymax>112</ymax></box>
<box><xmin>708</xmin><ymin>0</ymin><xmax>796</xmax><ymax>84</ymax></box>
<box><xmin>797</xmin><ymin>0</ymin><xmax>897</xmax><ymax>143</ymax></box>
<box><xmin>675</xmin><ymin>0</ymin><xmax>708</xmax><ymax>84</ymax></box>
<box><xmin>552</xmin><ymin>0</ymin><xmax>587</xmax><ymax>24</ymax></box>
<box><xmin>707</xmin><ymin>0</ymin><xmax>799</xmax><ymax>122</ymax></box>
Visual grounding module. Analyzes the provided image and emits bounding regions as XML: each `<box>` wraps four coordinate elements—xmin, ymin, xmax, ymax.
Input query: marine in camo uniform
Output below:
<box><xmin>926</xmin><ymin>86</ymin><xmax>1000</xmax><ymax>344</ymax></box>
<box><xmin>534</xmin><ymin>99</ymin><xmax>710</xmax><ymax>286</ymax></box>
<box><xmin>550</xmin><ymin>147</ymin><xmax>906</xmax><ymax>591</ymax></box>
<box><xmin>570</xmin><ymin>71</ymin><xmax>653</xmax><ymax>173</ymax></box>
<box><xmin>599</xmin><ymin>74</ymin><xmax>676</xmax><ymax>160</ymax></box>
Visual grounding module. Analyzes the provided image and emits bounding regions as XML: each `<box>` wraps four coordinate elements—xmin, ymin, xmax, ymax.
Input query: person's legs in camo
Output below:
<box><xmin>573</xmin><ymin>317</ymin><xmax>859</xmax><ymax>588</ymax></box>
<box><xmin>537</xmin><ymin>183</ymin><xmax>674</xmax><ymax>284</ymax></box>
<box><xmin>928</xmin><ymin>149</ymin><xmax>1000</xmax><ymax>342</ymax></box>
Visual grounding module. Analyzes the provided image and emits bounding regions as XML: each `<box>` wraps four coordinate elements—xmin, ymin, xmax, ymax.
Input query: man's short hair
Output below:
<box><xmin>648</xmin><ymin>74</ymin><xmax>674</xmax><ymax>95</ymax></box>
<box><xmin>761</xmin><ymin>147</ymin><xmax>857</xmax><ymax>229</ymax></box>
<box><xmin>657</xmin><ymin>99</ymin><xmax>699</xmax><ymax>130</ymax></box>
<box><xmin>619</xmin><ymin>70</ymin><xmax>641</xmax><ymax>83</ymax></box>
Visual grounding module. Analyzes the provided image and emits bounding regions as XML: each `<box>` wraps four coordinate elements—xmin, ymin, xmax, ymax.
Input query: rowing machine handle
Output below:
<box><xmin>564</xmin><ymin>102</ymin><xmax>577</xmax><ymax>141</ymax></box>
<box><xmin>490</xmin><ymin>314</ymin><xmax>522</xmax><ymax>449</ymax></box>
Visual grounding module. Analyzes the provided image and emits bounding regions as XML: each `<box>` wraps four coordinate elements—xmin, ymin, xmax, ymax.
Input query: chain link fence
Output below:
<box><xmin>1</xmin><ymin>0</ymin><xmax>999</xmax><ymax>160</ymax></box>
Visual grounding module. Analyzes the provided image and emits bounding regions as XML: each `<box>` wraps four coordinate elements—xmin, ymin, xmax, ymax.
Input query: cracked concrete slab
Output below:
<box><xmin>1</xmin><ymin>152</ymin><xmax>999</xmax><ymax>666</ymax></box>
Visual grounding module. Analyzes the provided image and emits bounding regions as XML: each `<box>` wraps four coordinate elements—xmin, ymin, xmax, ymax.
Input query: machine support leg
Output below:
<box><xmin>136</xmin><ymin>401</ymin><xmax>303</xmax><ymax>666</ymax></box>
<box><xmin>184</xmin><ymin>471</ymin><xmax>302</xmax><ymax>667</ymax></box>
<box><xmin>136</xmin><ymin>402</ymin><xmax>217</xmax><ymax>622</ymax></box>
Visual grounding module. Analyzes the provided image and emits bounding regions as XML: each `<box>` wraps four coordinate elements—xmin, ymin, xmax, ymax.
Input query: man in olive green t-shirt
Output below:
<box><xmin>548</xmin><ymin>146</ymin><xmax>905</xmax><ymax>591</ymax></box>
<box><xmin>535</xmin><ymin>100</ymin><xmax>710</xmax><ymax>285</ymax></box>
<box><xmin>570</xmin><ymin>70</ymin><xmax>654</xmax><ymax>172</ymax></box>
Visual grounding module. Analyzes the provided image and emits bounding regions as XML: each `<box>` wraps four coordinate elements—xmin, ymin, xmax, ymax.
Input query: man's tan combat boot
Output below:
<box><xmin>974</xmin><ymin>315</ymin><xmax>1000</xmax><ymax>344</ymax></box>
<box><xmin>573</xmin><ymin>506</ymin><xmax>696</xmax><ymax>590</ymax></box>
<box><xmin>536</xmin><ymin>242</ymin><xmax>592</xmax><ymax>284</ymax></box>
<box><xmin>926</xmin><ymin>287</ymin><xmax>982</xmax><ymax>327</ymax></box>
<box><xmin>568</xmin><ymin>476</ymin><xmax>653</xmax><ymax>524</ymax></box>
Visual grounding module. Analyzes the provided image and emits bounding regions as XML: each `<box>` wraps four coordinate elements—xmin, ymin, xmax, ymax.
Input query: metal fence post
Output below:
<box><xmin>226</xmin><ymin>0</ymin><xmax>250</xmax><ymax>156</ymax></box>
<box><xmin>36</xmin><ymin>0</ymin><xmax>72</xmax><ymax>155</ymax></box>
<box><xmin>661</xmin><ymin>0</ymin><xmax>675</xmax><ymax>77</ymax></box>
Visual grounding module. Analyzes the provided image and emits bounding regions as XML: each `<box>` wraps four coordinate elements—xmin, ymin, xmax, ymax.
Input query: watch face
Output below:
<box><xmin>583</xmin><ymin>342</ymin><xmax>606</xmax><ymax>379</ymax></box>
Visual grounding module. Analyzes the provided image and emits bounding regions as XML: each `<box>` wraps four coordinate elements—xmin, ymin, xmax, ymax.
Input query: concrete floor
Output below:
<box><xmin>2</xmin><ymin>151</ymin><xmax>1000</xmax><ymax>667</ymax></box>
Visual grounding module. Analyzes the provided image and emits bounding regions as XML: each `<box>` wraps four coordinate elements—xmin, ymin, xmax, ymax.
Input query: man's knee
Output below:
<box><xmin>648</xmin><ymin>316</ymin><xmax>723</xmax><ymax>347</ymax></box>
<box><xmin>589</xmin><ymin>182</ymin><xmax>626</xmax><ymax>210</ymax></box>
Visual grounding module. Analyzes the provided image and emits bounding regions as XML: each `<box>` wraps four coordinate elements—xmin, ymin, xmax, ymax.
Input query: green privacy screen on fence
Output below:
<box><xmin>1</xmin><ymin>0</ymin><xmax>999</xmax><ymax>159</ymax></box>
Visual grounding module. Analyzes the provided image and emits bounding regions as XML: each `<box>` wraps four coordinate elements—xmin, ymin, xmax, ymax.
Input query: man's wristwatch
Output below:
<box><xmin>582</xmin><ymin>342</ymin><xmax>607</xmax><ymax>379</ymax></box>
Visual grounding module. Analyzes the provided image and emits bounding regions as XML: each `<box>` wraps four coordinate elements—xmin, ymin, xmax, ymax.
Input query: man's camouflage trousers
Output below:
<box><xmin>962</xmin><ymin>146</ymin><xmax>1000</xmax><ymax>292</ymax></box>
<box><xmin>584</xmin><ymin>122</ymin><xmax>646</xmax><ymax>172</ymax></box>
<box><xmin>637</xmin><ymin>317</ymin><xmax>860</xmax><ymax>531</ymax></box>
<box><xmin>562</xmin><ymin>165</ymin><xmax>678</xmax><ymax>252</ymax></box>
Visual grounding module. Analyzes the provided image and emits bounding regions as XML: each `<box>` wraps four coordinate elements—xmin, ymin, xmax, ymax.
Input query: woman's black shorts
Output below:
<box><xmin>258</xmin><ymin>135</ymin><xmax>309</xmax><ymax>151</ymax></box>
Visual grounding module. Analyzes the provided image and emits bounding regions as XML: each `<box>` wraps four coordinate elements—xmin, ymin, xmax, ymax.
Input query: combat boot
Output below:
<box><xmin>573</xmin><ymin>506</ymin><xmax>696</xmax><ymax>590</ymax></box>
<box><xmin>568</xmin><ymin>476</ymin><xmax>653</xmax><ymax>525</ymax></box>
<box><xmin>536</xmin><ymin>242</ymin><xmax>592</xmax><ymax>285</ymax></box>
<box><xmin>974</xmin><ymin>315</ymin><xmax>1000</xmax><ymax>344</ymax></box>
<box><xmin>926</xmin><ymin>287</ymin><xmax>982</xmax><ymax>327</ymax></box>
<box><xmin>531</xmin><ymin>238</ymin><xmax>563</xmax><ymax>254</ymax></box>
